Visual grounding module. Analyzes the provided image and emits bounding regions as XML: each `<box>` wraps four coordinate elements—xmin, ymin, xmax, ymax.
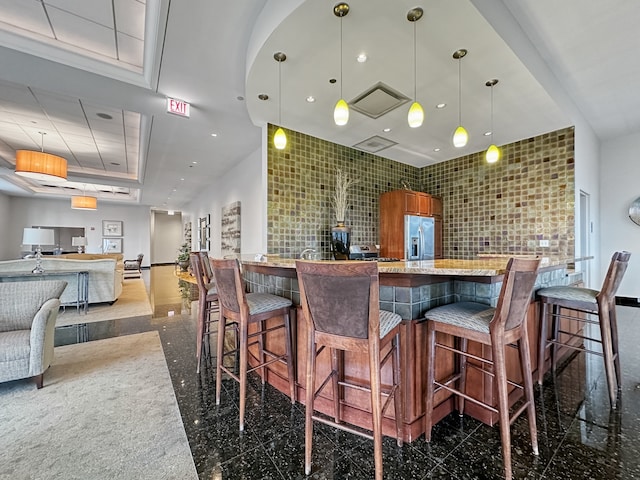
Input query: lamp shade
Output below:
<box><xmin>72</xmin><ymin>236</ymin><xmax>87</xmax><ymax>247</ymax></box>
<box><xmin>453</xmin><ymin>125</ymin><xmax>469</xmax><ymax>148</ymax></box>
<box><xmin>71</xmin><ymin>195</ymin><xmax>97</xmax><ymax>210</ymax></box>
<box><xmin>486</xmin><ymin>144</ymin><xmax>501</xmax><ymax>164</ymax></box>
<box><xmin>15</xmin><ymin>150</ymin><xmax>67</xmax><ymax>182</ymax></box>
<box><xmin>23</xmin><ymin>228</ymin><xmax>54</xmax><ymax>246</ymax></box>
<box><xmin>408</xmin><ymin>101</ymin><xmax>424</xmax><ymax>128</ymax></box>
<box><xmin>334</xmin><ymin>99</ymin><xmax>349</xmax><ymax>126</ymax></box>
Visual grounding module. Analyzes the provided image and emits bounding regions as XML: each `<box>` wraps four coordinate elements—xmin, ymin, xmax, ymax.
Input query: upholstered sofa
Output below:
<box><xmin>0</xmin><ymin>280</ymin><xmax>66</xmax><ymax>388</ymax></box>
<box><xmin>0</xmin><ymin>257</ymin><xmax>123</xmax><ymax>305</ymax></box>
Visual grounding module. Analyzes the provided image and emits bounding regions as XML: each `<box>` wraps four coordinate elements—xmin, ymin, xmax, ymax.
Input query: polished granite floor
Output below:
<box><xmin>57</xmin><ymin>266</ymin><xmax>640</xmax><ymax>479</ymax></box>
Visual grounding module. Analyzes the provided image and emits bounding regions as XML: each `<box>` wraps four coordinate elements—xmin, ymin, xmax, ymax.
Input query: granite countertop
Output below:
<box><xmin>240</xmin><ymin>254</ymin><xmax>579</xmax><ymax>276</ymax></box>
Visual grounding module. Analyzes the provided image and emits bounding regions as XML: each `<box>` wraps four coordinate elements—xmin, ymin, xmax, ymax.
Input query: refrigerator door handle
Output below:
<box><xmin>418</xmin><ymin>224</ymin><xmax>423</xmax><ymax>259</ymax></box>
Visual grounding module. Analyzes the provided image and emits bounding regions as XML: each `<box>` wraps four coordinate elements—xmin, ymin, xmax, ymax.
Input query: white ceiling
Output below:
<box><xmin>0</xmin><ymin>0</ymin><xmax>637</xmax><ymax>210</ymax></box>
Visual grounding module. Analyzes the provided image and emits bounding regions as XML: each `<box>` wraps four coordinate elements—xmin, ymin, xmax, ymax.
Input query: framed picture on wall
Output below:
<box><xmin>102</xmin><ymin>220</ymin><xmax>123</xmax><ymax>237</ymax></box>
<box><xmin>102</xmin><ymin>238</ymin><xmax>122</xmax><ymax>254</ymax></box>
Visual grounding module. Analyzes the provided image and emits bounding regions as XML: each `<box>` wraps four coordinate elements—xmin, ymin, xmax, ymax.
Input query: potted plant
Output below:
<box><xmin>177</xmin><ymin>242</ymin><xmax>191</xmax><ymax>272</ymax></box>
<box><xmin>330</xmin><ymin>168</ymin><xmax>358</xmax><ymax>259</ymax></box>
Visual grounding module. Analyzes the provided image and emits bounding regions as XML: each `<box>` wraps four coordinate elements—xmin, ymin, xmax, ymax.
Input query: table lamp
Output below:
<box><xmin>22</xmin><ymin>228</ymin><xmax>55</xmax><ymax>273</ymax></box>
<box><xmin>72</xmin><ymin>236</ymin><xmax>87</xmax><ymax>254</ymax></box>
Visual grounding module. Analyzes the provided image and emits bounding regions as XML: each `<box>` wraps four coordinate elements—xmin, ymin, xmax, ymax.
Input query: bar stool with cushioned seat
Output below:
<box><xmin>423</xmin><ymin>257</ymin><xmax>541</xmax><ymax>480</ymax></box>
<box><xmin>296</xmin><ymin>260</ymin><xmax>404</xmax><ymax>480</ymax></box>
<box><xmin>190</xmin><ymin>253</ymin><xmax>219</xmax><ymax>373</ymax></box>
<box><xmin>212</xmin><ymin>258</ymin><xmax>296</xmax><ymax>431</ymax></box>
<box><xmin>537</xmin><ymin>251</ymin><xmax>631</xmax><ymax>407</ymax></box>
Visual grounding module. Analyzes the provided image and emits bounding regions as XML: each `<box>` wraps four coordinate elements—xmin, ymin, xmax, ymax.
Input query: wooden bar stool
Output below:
<box><xmin>212</xmin><ymin>258</ymin><xmax>296</xmax><ymax>431</ymax></box>
<box><xmin>537</xmin><ymin>251</ymin><xmax>631</xmax><ymax>407</ymax></box>
<box><xmin>423</xmin><ymin>257</ymin><xmax>541</xmax><ymax>480</ymax></box>
<box><xmin>189</xmin><ymin>253</ymin><xmax>219</xmax><ymax>373</ymax></box>
<box><xmin>296</xmin><ymin>260</ymin><xmax>404</xmax><ymax>480</ymax></box>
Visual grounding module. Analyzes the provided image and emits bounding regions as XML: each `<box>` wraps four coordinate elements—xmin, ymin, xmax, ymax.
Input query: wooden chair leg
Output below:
<box><xmin>392</xmin><ymin>332</ymin><xmax>404</xmax><ymax>446</ymax></box>
<box><xmin>424</xmin><ymin>324</ymin><xmax>436</xmax><ymax>442</ymax></box>
<box><xmin>257</xmin><ymin>319</ymin><xmax>266</xmax><ymax>384</ymax></box>
<box><xmin>283</xmin><ymin>310</ymin><xmax>296</xmax><ymax>403</ymax></box>
<box><xmin>305</xmin><ymin>331</ymin><xmax>316</xmax><ymax>476</ymax></box>
<box><xmin>537</xmin><ymin>301</ymin><xmax>549</xmax><ymax>384</ymax></box>
<box><xmin>35</xmin><ymin>373</ymin><xmax>44</xmax><ymax>389</ymax></box>
<box><xmin>608</xmin><ymin>303</ymin><xmax>622</xmax><ymax>391</ymax></box>
<box><xmin>519</xmin><ymin>328</ymin><xmax>539</xmax><ymax>455</ymax></box>
<box><xmin>492</xmin><ymin>338</ymin><xmax>513</xmax><ymax>480</ymax></box>
<box><xmin>458</xmin><ymin>337</ymin><xmax>468</xmax><ymax>416</ymax></box>
<box><xmin>368</xmin><ymin>341</ymin><xmax>383</xmax><ymax>480</ymax></box>
<box><xmin>239</xmin><ymin>323</ymin><xmax>248</xmax><ymax>431</ymax></box>
<box><xmin>598</xmin><ymin>307</ymin><xmax>618</xmax><ymax>407</ymax></box>
<box><xmin>215</xmin><ymin>314</ymin><xmax>227</xmax><ymax>405</ymax></box>
<box><xmin>330</xmin><ymin>348</ymin><xmax>341</xmax><ymax>423</ymax></box>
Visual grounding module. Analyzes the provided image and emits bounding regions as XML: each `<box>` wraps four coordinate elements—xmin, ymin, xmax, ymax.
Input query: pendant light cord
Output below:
<box><xmin>413</xmin><ymin>21</ymin><xmax>417</xmax><ymax>101</ymax></box>
<box><xmin>458</xmin><ymin>58</ymin><xmax>462</xmax><ymax>125</ymax></box>
<box><xmin>340</xmin><ymin>16</ymin><xmax>344</xmax><ymax>99</ymax></box>
<box><xmin>278</xmin><ymin>59</ymin><xmax>282</xmax><ymax>125</ymax></box>
<box><xmin>490</xmin><ymin>83</ymin><xmax>494</xmax><ymax>143</ymax></box>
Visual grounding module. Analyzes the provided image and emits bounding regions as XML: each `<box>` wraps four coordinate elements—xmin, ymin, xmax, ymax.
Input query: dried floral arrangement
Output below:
<box><xmin>332</xmin><ymin>168</ymin><xmax>359</xmax><ymax>224</ymax></box>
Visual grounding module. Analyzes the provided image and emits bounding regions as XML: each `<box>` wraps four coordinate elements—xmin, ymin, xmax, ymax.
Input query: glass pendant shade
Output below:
<box><xmin>334</xmin><ymin>99</ymin><xmax>349</xmax><ymax>126</ymax></box>
<box><xmin>486</xmin><ymin>144</ymin><xmax>500</xmax><ymax>163</ymax></box>
<box><xmin>274</xmin><ymin>127</ymin><xmax>287</xmax><ymax>149</ymax></box>
<box><xmin>408</xmin><ymin>101</ymin><xmax>424</xmax><ymax>128</ymax></box>
<box><xmin>453</xmin><ymin>126</ymin><xmax>468</xmax><ymax>148</ymax></box>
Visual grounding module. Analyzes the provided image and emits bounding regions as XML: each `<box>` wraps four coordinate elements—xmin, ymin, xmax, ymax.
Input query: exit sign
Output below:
<box><xmin>167</xmin><ymin>97</ymin><xmax>190</xmax><ymax>117</ymax></box>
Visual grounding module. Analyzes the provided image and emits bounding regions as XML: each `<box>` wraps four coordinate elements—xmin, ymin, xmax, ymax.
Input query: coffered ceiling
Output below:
<box><xmin>0</xmin><ymin>0</ymin><xmax>637</xmax><ymax>210</ymax></box>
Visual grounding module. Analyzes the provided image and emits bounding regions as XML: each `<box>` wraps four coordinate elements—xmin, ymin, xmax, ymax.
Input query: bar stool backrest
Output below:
<box><xmin>296</xmin><ymin>260</ymin><xmax>378</xmax><ymax>340</ymax></box>
<box><xmin>492</xmin><ymin>257</ymin><xmax>541</xmax><ymax>333</ymax></box>
<box><xmin>211</xmin><ymin>258</ymin><xmax>244</xmax><ymax>315</ymax></box>
<box><xmin>198</xmin><ymin>251</ymin><xmax>214</xmax><ymax>284</ymax></box>
<box><xmin>189</xmin><ymin>253</ymin><xmax>207</xmax><ymax>295</ymax></box>
<box><xmin>597</xmin><ymin>251</ymin><xmax>631</xmax><ymax>305</ymax></box>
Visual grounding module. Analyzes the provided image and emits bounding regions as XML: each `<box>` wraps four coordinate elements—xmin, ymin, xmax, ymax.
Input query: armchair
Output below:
<box><xmin>124</xmin><ymin>253</ymin><xmax>144</xmax><ymax>279</ymax></box>
<box><xmin>0</xmin><ymin>280</ymin><xmax>67</xmax><ymax>389</ymax></box>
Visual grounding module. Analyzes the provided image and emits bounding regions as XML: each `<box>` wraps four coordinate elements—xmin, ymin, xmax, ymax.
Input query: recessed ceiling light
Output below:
<box><xmin>180</xmin><ymin>178</ymin><xmax>185</xmax><ymax>181</ymax></box>
<box><xmin>110</xmin><ymin>162</ymin><xmax>120</xmax><ymax>166</ymax></box>
<box><xmin>258</xmin><ymin>94</ymin><xmax>269</xmax><ymax>101</ymax></box>
<box><xmin>237</xmin><ymin>96</ymin><xmax>244</xmax><ymax>101</ymax></box>
<box><xmin>436</xmin><ymin>103</ymin><xmax>446</xmax><ymax>109</ymax></box>
<box><xmin>357</xmin><ymin>53</ymin><xmax>367</xmax><ymax>63</ymax></box>
<box><xmin>211</xmin><ymin>133</ymin><xmax>218</xmax><ymax>137</ymax></box>
<box><xmin>484</xmin><ymin>131</ymin><xmax>492</xmax><ymax>136</ymax></box>
<box><xmin>383</xmin><ymin>128</ymin><xmax>391</xmax><ymax>132</ymax></box>
<box><xmin>306</xmin><ymin>96</ymin><xmax>316</xmax><ymax>103</ymax></box>
<box><xmin>97</xmin><ymin>112</ymin><xmax>113</xmax><ymax>119</ymax></box>
<box><xmin>434</xmin><ymin>148</ymin><xmax>441</xmax><ymax>152</ymax></box>
<box><xmin>192</xmin><ymin>161</ymin><xmax>197</xmax><ymax>164</ymax></box>
<box><xmin>172</xmin><ymin>188</ymin><xmax>177</xmax><ymax>192</ymax></box>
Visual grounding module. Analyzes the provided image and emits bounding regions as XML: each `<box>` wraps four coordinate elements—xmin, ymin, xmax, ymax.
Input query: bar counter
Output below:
<box><xmin>238</xmin><ymin>255</ymin><xmax>582</xmax><ymax>442</ymax></box>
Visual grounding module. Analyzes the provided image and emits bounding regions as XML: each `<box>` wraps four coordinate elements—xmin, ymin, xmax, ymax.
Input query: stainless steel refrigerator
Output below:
<box><xmin>404</xmin><ymin>215</ymin><xmax>435</xmax><ymax>260</ymax></box>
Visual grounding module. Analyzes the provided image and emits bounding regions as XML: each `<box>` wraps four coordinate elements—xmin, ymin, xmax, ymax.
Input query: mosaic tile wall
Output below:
<box><xmin>267</xmin><ymin>124</ymin><xmax>420</xmax><ymax>257</ymax></box>
<box><xmin>420</xmin><ymin>127</ymin><xmax>575</xmax><ymax>258</ymax></box>
<box><xmin>267</xmin><ymin>124</ymin><xmax>575</xmax><ymax>259</ymax></box>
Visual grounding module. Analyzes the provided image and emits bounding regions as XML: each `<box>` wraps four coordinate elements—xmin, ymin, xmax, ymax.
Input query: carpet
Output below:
<box><xmin>57</xmin><ymin>278</ymin><xmax>153</xmax><ymax>327</ymax></box>
<box><xmin>0</xmin><ymin>332</ymin><xmax>198</xmax><ymax>480</ymax></box>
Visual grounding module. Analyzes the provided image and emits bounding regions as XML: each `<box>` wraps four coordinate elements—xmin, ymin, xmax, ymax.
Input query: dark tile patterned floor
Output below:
<box><xmin>56</xmin><ymin>266</ymin><xmax>640</xmax><ymax>479</ymax></box>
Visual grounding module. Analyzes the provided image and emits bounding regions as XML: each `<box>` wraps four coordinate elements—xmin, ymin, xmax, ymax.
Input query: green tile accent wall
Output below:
<box><xmin>267</xmin><ymin>124</ymin><xmax>575</xmax><ymax>259</ymax></box>
<box><xmin>267</xmin><ymin>124</ymin><xmax>419</xmax><ymax>257</ymax></box>
<box><xmin>420</xmin><ymin>126</ymin><xmax>575</xmax><ymax>258</ymax></box>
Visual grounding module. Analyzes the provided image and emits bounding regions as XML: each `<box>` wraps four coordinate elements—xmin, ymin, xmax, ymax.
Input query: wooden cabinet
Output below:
<box><xmin>379</xmin><ymin>190</ymin><xmax>443</xmax><ymax>259</ymax></box>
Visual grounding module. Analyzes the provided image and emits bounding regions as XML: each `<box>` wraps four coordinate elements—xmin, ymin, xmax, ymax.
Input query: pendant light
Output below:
<box><xmin>71</xmin><ymin>184</ymin><xmax>97</xmax><ymax>210</ymax></box>
<box><xmin>333</xmin><ymin>2</ymin><xmax>350</xmax><ymax>126</ymax></box>
<box><xmin>485</xmin><ymin>79</ymin><xmax>500</xmax><ymax>164</ymax></box>
<box><xmin>273</xmin><ymin>52</ymin><xmax>287</xmax><ymax>150</ymax></box>
<box><xmin>407</xmin><ymin>7</ymin><xmax>424</xmax><ymax>128</ymax></box>
<box><xmin>452</xmin><ymin>49</ymin><xmax>468</xmax><ymax>148</ymax></box>
<box><xmin>15</xmin><ymin>131</ymin><xmax>67</xmax><ymax>182</ymax></box>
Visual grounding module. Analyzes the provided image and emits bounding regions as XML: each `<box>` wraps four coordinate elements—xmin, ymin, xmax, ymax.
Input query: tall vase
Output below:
<box><xmin>331</xmin><ymin>222</ymin><xmax>351</xmax><ymax>260</ymax></box>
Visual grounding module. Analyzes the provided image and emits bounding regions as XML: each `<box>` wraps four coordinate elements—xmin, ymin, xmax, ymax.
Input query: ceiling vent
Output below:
<box><xmin>349</xmin><ymin>82</ymin><xmax>410</xmax><ymax>119</ymax></box>
<box><xmin>353</xmin><ymin>135</ymin><xmax>398</xmax><ymax>154</ymax></box>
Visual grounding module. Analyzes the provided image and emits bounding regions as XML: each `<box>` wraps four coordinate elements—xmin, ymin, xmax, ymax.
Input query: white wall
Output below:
<box><xmin>183</xmin><ymin>143</ymin><xmax>265</xmax><ymax>257</ymax></box>
<box><xmin>151</xmin><ymin>210</ymin><xmax>184</xmax><ymax>264</ymax></box>
<box><xmin>0</xmin><ymin>192</ymin><xmax>11</xmax><ymax>260</ymax></box>
<box><xmin>4</xmin><ymin>197</ymin><xmax>151</xmax><ymax>266</ymax></box>
<box><xmin>600</xmin><ymin>131</ymin><xmax>640</xmax><ymax>298</ymax></box>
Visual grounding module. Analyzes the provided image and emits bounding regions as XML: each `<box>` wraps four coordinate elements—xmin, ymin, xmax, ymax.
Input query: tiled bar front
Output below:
<box><xmin>241</xmin><ymin>259</ymin><xmax>578</xmax><ymax>441</ymax></box>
